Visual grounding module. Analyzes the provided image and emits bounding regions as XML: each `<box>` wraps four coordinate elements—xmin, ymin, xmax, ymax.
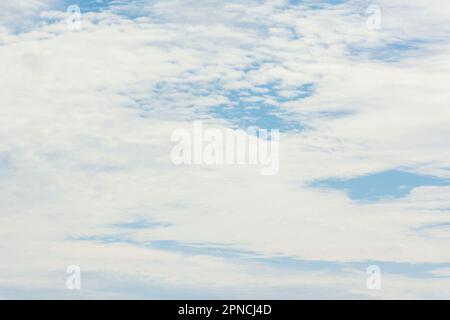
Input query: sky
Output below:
<box><xmin>1</xmin><ymin>0</ymin><xmax>450</xmax><ymax>299</ymax></box>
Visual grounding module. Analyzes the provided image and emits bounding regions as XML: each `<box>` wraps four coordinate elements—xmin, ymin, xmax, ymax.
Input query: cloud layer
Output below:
<box><xmin>1</xmin><ymin>0</ymin><xmax>450</xmax><ymax>299</ymax></box>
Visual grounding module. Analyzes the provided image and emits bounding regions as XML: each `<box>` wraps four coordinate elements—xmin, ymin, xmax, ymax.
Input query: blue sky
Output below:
<box><xmin>1</xmin><ymin>0</ymin><xmax>450</xmax><ymax>299</ymax></box>
<box><xmin>312</xmin><ymin>170</ymin><xmax>450</xmax><ymax>202</ymax></box>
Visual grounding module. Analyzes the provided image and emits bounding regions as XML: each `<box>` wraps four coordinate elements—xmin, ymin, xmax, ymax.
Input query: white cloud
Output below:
<box><xmin>1</xmin><ymin>0</ymin><xmax>450</xmax><ymax>298</ymax></box>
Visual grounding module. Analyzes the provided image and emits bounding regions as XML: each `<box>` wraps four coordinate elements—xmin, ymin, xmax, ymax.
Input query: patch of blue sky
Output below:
<box><xmin>59</xmin><ymin>0</ymin><xmax>144</xmax><ymax>18</ymax></box>
<box><xmin>311</xmin><ymin>170</ymin><xmax>450</xmax><ymax>202</ymax></box>
<box><xmin>210</xmin><ymin>104</ymin><xmax>301</xmax><ymax>133</ymax></box>
<box><xmin>75</xmin><ymin>235</ymin><xmax>136</xmax><ymax>244</ymax></box>
<box><xmin>0</xmin><ymin>274</ymin><xmax>363</xmax><ymax>299</ymax></box>
<box><xmin>32</xmin><ymin>0</ymin><xmax>135</xmax><ymax>28</ymax></box>
<box><xmin>0</xmin><ymin>273</ymin><xmax>236</xmax><ymax>300</ymax></box>
<box><xmin>74</xmin><ymin>236</ymin><xmax>256</xmax><ymax>258</ymax></box>
<box><xmin>242</xmin><ymin>60</ymin><xmax>278</xmax><ymax>73</ymax></box>
<box><xmin>79</xmin><ymin>273</ymin><xmax>236</xmax><ymax>299</ymax></box>
<box><xmin>254</xmin><ymin>256</ymin><xmax>450</xmax><ymax>279</ymax></box>
<box><xmin>74</xmin><ymin>235</ymin><xmax>450</xmax><ymax>279</ymax></box>
<box><xmin>111</xmin><ymin>219</ymin><xmax>172</xmax><ymax>229</ymax></box>
<box><xmin>289</xmin><ymin>0</ymin><xmax>347</xmax><ymax>9</ymax></box>
<box><xmin>209</xmin><ymin>82</ymin><xmax>315</xmax><ymax>132</ymax></box>
<box><xmin>150</xmin><ymin>241</ymin><xmax>256</xmax><ymax>258</ymax></box>
<box><xmin>307</xmin><ymin>110</ymin><xmax>354</xmax><ymax>119</ymax></box>
<box><xmin>145</xmin><ymin>79</ymin><xmax>312</xmax><ymax>132</ymax></box>
<box><xmin>61</xmin><ymin>0</ymin><xmax>113</xmax><ymax>12</ymax></box>
<box><xmin>348</xmin><ymin>39</ymin><xmax>428</xmax><ymax>63</ymax></box>
<box><xmin>286</xmin><ymin>26</ymin><xmax>302</xmax><ymax>40</ymax></box>
<box><xmin>349</xmin><ymin>260</ymin><xmax>450</xmax><ymax>279</ymax></box>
